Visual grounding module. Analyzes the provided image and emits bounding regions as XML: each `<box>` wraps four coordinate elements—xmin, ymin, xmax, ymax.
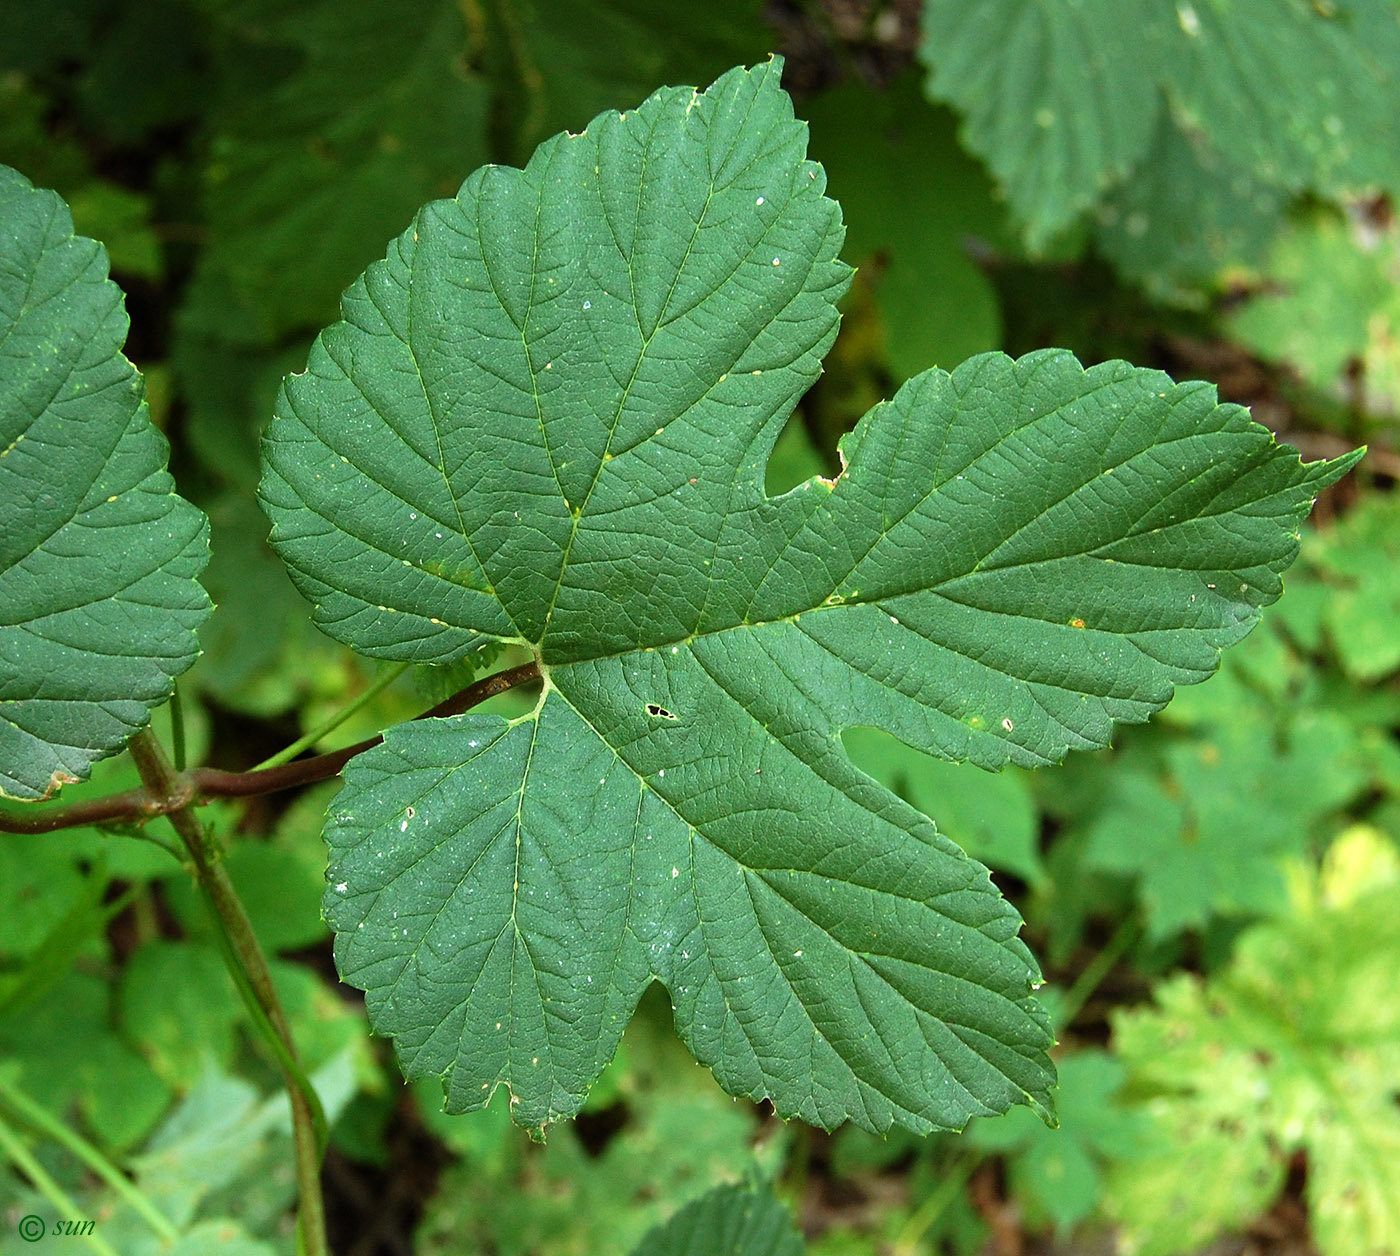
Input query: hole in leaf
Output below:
<box><xmin>645</xmin><ymin>703</ymin><xmax>676</xmax><ymax>719</ymax></box>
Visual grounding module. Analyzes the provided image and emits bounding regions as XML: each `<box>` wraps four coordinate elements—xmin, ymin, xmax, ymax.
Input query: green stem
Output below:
<box><xmin>0</xmin><ymin>1075</ymin><xmax>179</xmax><ymax>1243</ymax></box>
<box><xmin>169</xmin><ymin>681</ymin><xmax>187</xmax><ymax>773</ymax></box>
<box><xmin>126</xmin><ymin>729</ymin><xmax>328</xmax><ymax>1256</ymax></box>
<box><xmin>254</xmin><ymin>661</ymin><xmax>412</xmax><ymax>770</ymax></box>
<box><xmin>192</xmin><ymin>857</ymin><xmax>328</xmax><ymax>1153</ymax></box>
<box><xmin>892</xmin><ymin>1150</ymin><xmax>977</xmax><ymax>1255</ymax></box>
<box><xmin>0</xmin><ymin>1112</ymin><xmax>124</xmax><ymax>1256</ymax></box>
<box><xmin>1057</xmin><ymin>914</ymin><xmax>1142</xmax><ymax>1032</ymax></box>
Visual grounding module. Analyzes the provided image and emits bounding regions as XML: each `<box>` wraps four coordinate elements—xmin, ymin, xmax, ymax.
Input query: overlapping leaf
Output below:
<box><xmin>259</xmin><ymin>61</ymin><xmax>1356</xmax><ymax>1135</ymax></box>
<box><xmin>0</xmin><ymin>166</ymin><xmax>209</xmax><ymax>800</ymax></box>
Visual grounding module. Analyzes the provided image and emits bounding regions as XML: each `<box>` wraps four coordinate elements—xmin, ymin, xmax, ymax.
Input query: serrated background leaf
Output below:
<box><xmin>918</xmin><ymin>0</ymin><xmax>1161</xmax><ymax>245</ymax></box>
<box><xmin>1159</xmin><ymin>0</ymin><xmax>1400</xmax><ymax>198</ymax></box>
<box><xmin>261</xmin><ymin>61</ymin><xmax>1353</xmax><ymax>1137</ymax></box>
<box><xmin>919</xmin><ymin>0</ymin><xmax>1400</xmax><ymax>255</ymax></box>
<box><xmin>1094</xmin><ymin>109</ymin><xmax>1285</xmax><ymax>297</ymax></box>
<box><xmin>0</xmin><ymin>166</ymin><xmax>210</xmax><ymax>800</ymax></box>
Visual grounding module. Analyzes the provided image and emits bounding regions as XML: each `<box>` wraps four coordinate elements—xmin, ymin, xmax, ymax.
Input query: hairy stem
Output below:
<box><xmin>126</xmin><ymin>728</ymin><xmax>328</xmax><ymax>1256</ymax></box>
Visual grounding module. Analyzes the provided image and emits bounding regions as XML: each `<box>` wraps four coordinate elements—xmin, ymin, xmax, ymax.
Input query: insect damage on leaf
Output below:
<box><xmin>258</xmin><ymin>59</ymin><xmax>1360</xmax><ymax>1137</ymax></box>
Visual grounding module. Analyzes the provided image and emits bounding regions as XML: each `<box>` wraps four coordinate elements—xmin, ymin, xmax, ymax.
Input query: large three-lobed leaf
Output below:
<box><xmin>259</xmin><ymin>61</ymin><xmax>1357</xmax><ymax>1133</ymax></box>
<box><xmin>0</xmin><ymin>167</ymin><xmax>210</xmax><ymax>800</ymax></box>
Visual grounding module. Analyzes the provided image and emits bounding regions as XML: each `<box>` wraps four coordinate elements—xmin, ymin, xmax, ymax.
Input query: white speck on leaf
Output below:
<box><xmin>1177</xmin><ymin>2</ymin><xmax>1201</xmax><ymax>35</ymax></box>
<box><xmin>1002</xmin><ymin>718</ymin><xmax>1015</xmax><ymax>732</ymax></box>
<box><xmin>756</xmin><ymin>196</ymin><xmax>764</xmax><ymax>205</ymax></box>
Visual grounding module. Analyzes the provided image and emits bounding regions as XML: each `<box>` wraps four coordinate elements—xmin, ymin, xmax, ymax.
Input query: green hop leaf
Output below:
<box><xmin>0</xmin><ymin>165</ymin><xmax>210</xmax><ymax>800</ymax></box>
<box><xmin>259</xmin><ymin>61</ymin><xmax>1357</xmax><ymax>1135</ymax></box>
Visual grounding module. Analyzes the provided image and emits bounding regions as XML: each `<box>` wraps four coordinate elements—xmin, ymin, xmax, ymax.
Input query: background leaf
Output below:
<box><xmin>629</xmin><ymin>1181</ymin><xmax>805</xmax><ymax>1256</ymax></box>
<box><xmin>918</xmin><ymin>0</ymin><xmax>1161</xmax><ymax>245</ymax></box>
<box><xmin>1108</xmin><ymin>826</ymin><xmax>1400</xmax><ymax>1256</ymax></box>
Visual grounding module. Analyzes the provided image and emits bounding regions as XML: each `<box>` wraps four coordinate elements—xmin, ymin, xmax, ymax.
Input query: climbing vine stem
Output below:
<box><xmin>126</xmin><ymin>726</ymin><xmax>329</xmax><ymax>1256</ymax></box>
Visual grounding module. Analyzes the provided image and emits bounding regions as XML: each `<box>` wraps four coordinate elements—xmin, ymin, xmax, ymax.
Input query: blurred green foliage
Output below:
<box><xmin>1</xmin><ymin>1</ymin><xmax>1396</xmax><ymax>1252</ymax></box>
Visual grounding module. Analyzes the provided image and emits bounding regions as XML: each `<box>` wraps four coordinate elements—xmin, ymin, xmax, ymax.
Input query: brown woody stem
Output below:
<box><xmin>0</xmin><ymin>661</ymin><xmax>541</xmax><ymax>834</ymax></box>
